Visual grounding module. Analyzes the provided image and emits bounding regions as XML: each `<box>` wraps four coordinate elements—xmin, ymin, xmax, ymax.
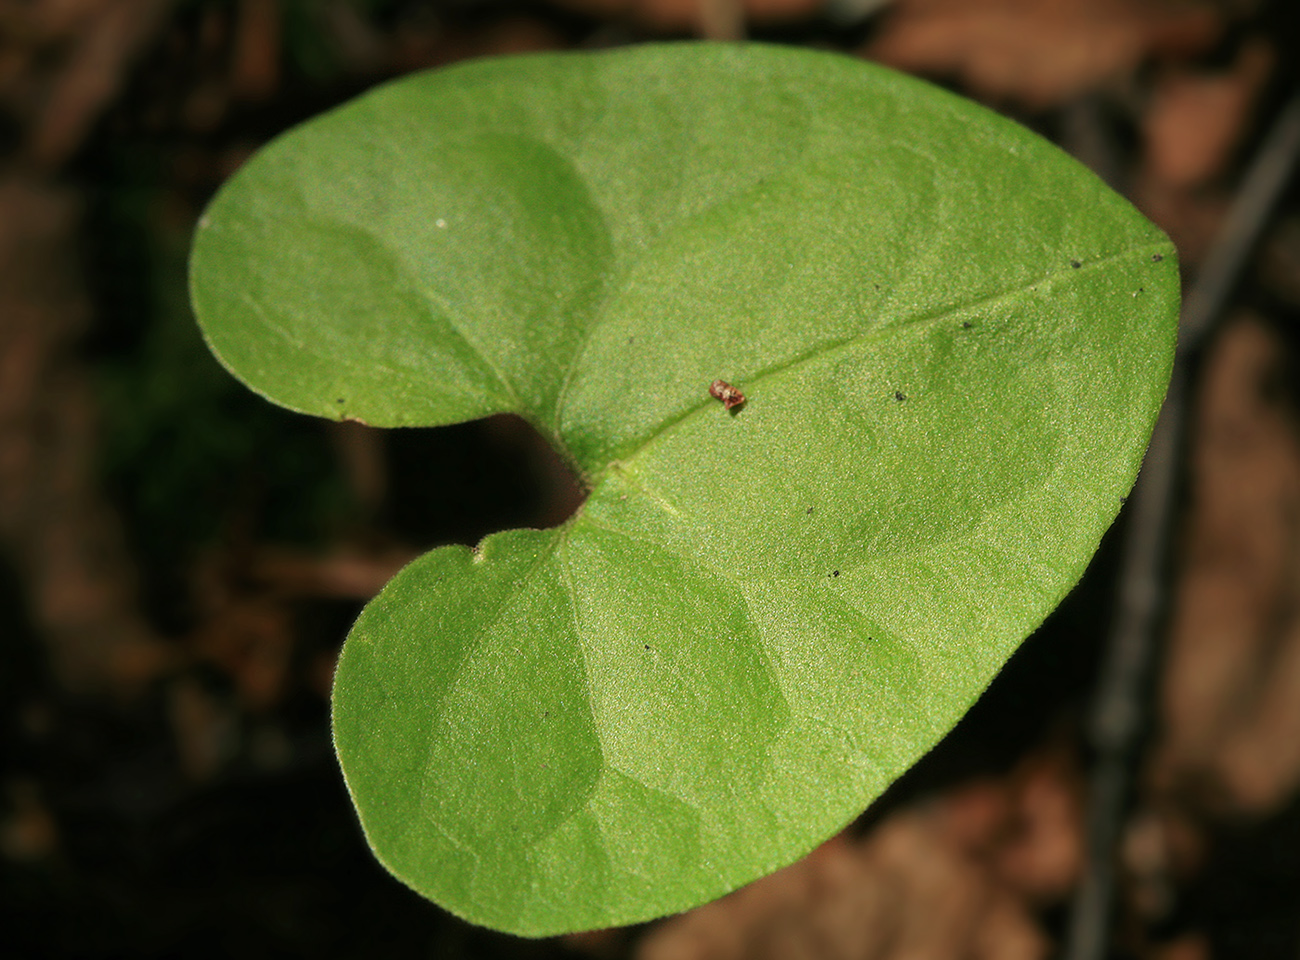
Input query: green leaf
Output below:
<box><xmin>189</xmin><ymin>42</ymin><xmax>1178</xmax><ymax>935</ymax></box>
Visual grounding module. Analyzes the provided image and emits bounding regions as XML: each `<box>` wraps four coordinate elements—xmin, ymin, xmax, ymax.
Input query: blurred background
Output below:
<box><xmin>3</xmin><ymin>1</ymin><xmax>1300</xmax><ymax>957</ymax></box>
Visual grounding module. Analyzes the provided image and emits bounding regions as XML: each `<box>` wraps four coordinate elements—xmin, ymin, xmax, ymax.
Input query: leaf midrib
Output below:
<box><xmin>597</xmin><ymin>240</ymin><xmax>1171</xmax><ymax>479</ymax></box>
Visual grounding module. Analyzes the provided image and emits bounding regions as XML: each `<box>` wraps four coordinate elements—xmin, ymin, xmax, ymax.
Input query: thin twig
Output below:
<box><xmin>1062</xmin><ymin>90</ymin><xmax>1300</xmax><ymax>960</ymax></box>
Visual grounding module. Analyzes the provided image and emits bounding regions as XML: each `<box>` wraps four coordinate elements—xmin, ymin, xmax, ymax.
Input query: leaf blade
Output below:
<box><xmin>193</xmin><ymin>42</ymin><xmax>1179</xmax><ymax>935</ymax></box>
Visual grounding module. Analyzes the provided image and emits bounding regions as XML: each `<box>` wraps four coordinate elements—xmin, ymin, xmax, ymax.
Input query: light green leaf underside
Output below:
<box><xmin>189</xmin><ymin>43</ymin><xmax>1178</xmax><ymax>935</ymax></box>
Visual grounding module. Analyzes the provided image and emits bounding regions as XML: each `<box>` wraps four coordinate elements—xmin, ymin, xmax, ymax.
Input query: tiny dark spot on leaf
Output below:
<box><xmin>806</xmin><ymin>507</ymin><xmax>814</xmax><ymax>515</ymax></box>
<box><xmin>830</xmin><ymin>570</ymin><xmax>839</xmax><ymax>577</ymax></box>
<box><xmin>627</xmin><ymin>336</ymin><xmax>634</xmax><ymax>345</ymax></box>
<box><xmin>543</xmin><ymin>710</ymin><xmax>549</xmax><ymax>718</ymax></box>
<box><xmin>644</xmin><ymin>645</ymin><xmax>650</xmax><ymax>651</ymax></box>
<box><xmin>1152</xmin><ymin>253</ymin><xmax>1164</xmax><ymax>262</ymax></box>
<box><xmin>894</xmin><ymin>391</ymin><xmax>906</xmax><ymax>402</ymax></box>
<box><xmin>335</xmin><ymin>398</ymin><xmax>345</xmax><ymax>404</ymax></box>
<box><xmin>1139</xmin><ymin>287</ymin><xmax>1145</xmax><ymax>293</ymax></box>
<box><xmin>1070</xmin><ymin>260</ymin><xmax>1082</xmax><ymax>269</ymax></box>
<box><xmin>961</xmin><ymin>321</ymin><xmax>972</xmax><ymax>329</ymax></box>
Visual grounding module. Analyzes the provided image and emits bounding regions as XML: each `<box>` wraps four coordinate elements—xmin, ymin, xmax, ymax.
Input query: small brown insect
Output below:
<box><xmin>709</xmin><ymin>379</ymin><xmax>745</xmax><ymax>411</ymax></box>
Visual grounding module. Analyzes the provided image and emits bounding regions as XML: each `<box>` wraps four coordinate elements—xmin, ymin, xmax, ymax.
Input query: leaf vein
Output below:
<box><xmin>616</xmin><ymin>241</ymin><xmax>1169</xmax><ymax>469</ymax></box>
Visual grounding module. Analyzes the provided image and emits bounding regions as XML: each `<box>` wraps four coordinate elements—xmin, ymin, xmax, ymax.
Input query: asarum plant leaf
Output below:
<box><xmin>189</xmin><ymin>42</ymin><xmax>1178</xmax><ymax>936</ymax></box>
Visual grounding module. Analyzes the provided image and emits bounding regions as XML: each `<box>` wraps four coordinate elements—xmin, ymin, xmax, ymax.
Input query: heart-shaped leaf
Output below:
<box><xmin>189</xmin><ymin>42</ymin><xmax>1178</xmax><ymax>935</ymax></box>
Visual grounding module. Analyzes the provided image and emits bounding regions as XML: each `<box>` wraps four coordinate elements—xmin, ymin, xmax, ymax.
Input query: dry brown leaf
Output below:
<box><xmin>1130</xmin><ymin>164</ymin><xmax>1230</xmax><ymax>267</ymax></box>
<box><xmin>995</xmin><ymin>749</ymin><xmax>1084</xmax><ymax>902</ymax></box>
<box><xmin>1122</xmin><ymin>804</ymin><xmax>1205</xmax><ymax>924</ymax></box>
<box><xmin>1212</xmin><ymin>611</ymin><xmax>1300</xmax><ymax>810</ymax></box>
<box><xmin>971</xmin><ymin>892</ymin><xmax>1052</xmax><ymax>960</ymax></box>
<box><xmin>1143</xmin><ymin>39</ymin><xmax>1274</xmax><ymax>188</ymax></box>
<box><xmin>866</xmin><ymin>0</ymin><xmax>1221</xmax><ymax>110</ymax></box>
<box><xmin>636</xmin><ymin>808</ymin><xmax>1048</xmax><ymax>960</ymax></box>
<box><xmin>1153</xmin><ymin>315</ymin><xmax>1300</xmax><ymax>816</ymax></box>
<box><xmin>936</xmin><ymin>777</ymin><xmax>1013</xmax><ymax>853</ymax></box>
<box><xmin>550</xmin><ymin>0</ymin><xmax>822</xmax><ymax>35</ymax></box>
